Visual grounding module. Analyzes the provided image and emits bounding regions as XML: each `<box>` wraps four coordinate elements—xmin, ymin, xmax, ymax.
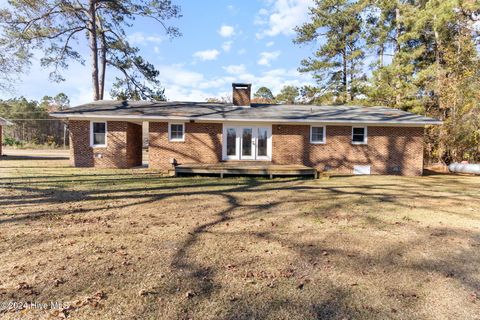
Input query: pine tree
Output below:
<box><xmin>0</xmin><ymin>0</ymin><xmax>181</xmax><ymax>101</ymax></box>
<box><xmin>294</xmin><ymin>0</ymin><xmax>366</xmax><ymax>103</ymax></box>
<box><xmin>367</xmin><ymin>0</ymin><xmax>480</xmax><ymax>162</ymax></box>
<box><xmin>275</xmin><ymin>86</ymin><xmax>300</xmax><ymax>104</ymax></box>
<box><xmin>253</xmin><ymin>87</ymin><xmax>275</xmax><ymax>100</ymax></box>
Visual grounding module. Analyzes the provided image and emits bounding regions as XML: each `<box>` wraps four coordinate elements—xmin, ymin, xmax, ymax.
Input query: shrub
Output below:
<box><xmin>3</xmin><ymin>136</ymin><xmax>23</xmax><ymax>147</ymax></box>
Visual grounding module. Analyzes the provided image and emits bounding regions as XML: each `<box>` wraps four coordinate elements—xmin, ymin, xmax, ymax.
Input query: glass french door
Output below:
<box><xmin>223</xmin><ymin>125</ymin><xmax>271</xmax><ymax>160</ymax></box>
<box><xmin>240</xmin><ymin>128</ymin><xmax>254</xmax><ymax>159</ymax></box>
<box><xmin>256</xmin><ymin>127</ymin><xmax>268</xmax><ymax>159</ymax></box>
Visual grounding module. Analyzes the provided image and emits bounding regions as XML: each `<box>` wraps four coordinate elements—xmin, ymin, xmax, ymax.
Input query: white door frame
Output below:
<box><xmin>222</xmin><ymin>124</ymin><xmax>272</xmax><ymax>161</ymax></box>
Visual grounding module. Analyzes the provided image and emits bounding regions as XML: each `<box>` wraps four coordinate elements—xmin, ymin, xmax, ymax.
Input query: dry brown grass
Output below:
<box><xmin>0</xmin><ymin>157</ymin><xmax>479</xmax><ymax>319</ymax></box>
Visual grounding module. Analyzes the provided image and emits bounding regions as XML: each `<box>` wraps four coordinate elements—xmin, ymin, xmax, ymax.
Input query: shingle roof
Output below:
<box><xmin>0</xmin><ymin>117</ymin><xmax>12</xmax><ymax>126</ymax></box>
<box><xmin>50</xmin><ymin>100</ymin><xmax>442</xmax><ymax>125</ymax></box>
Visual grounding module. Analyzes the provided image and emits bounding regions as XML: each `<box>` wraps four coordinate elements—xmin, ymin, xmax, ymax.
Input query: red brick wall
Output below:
<box><xmin>69</xmin><ymin>119</ymin><xmax>424</xmax><ymax>175</ymax></box>
<box><xmin>272</xmin><ymin>125</ymin><xmax>424</xmax><ymax>176</ymax></box>
<box><xmin>69</xmin><ymin>120</ymin><xmax>93</xmax><ymax>167</ymax></box>
<box><xmin>69</xmin><ymin>120</ymin><xmax>142</xmax><ymax>168</ymax></box>
<box><xmin>149</xmin><ymin>122</ymin><xmax>222</xmax><ymax>171</ymax></box>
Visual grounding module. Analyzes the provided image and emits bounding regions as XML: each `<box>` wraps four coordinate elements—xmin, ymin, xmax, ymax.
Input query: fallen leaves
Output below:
<box><xmin>49</xmin><ymin>290</ymin><xmax>109</xmax><ymax>318</ymax></box>
<box><xmin>50</xmin><ymin>309</ymin><xmax>69</xmax><ymax>319</ymax></box>
<box><xmin>15</xmin><ymin>281</ymin><xmax>39</xmax><ymax>295</ymax></box>
<box><xmin>296</xmin><ymin>278</ymin><xmax>311</xmax><ymax>290</ymax></box>
<box><xmin>70</xmin><ymin>290</ymin><xmax>107</xmax><ymax>309</ymax></box>
<box><xmin>468</xmin><ymin>291</ymin><xmax>478</xmax><ymax>303</ymax></box>
<box><xmin>243</xmin><ymin>268</ymin><xmax>296</xmax><ymax>281</ymax></box>
<box><xmin>53</xmin><ymin>278</ymin><xmax>66</xmax><ymax>287</ymax></box>
<box><xmin>139</xmin><ymin>288</ymin><xmax>158</xmax><ymax>297</ymax></box>
<box><xmin>16</xmin><ymin>282</ymin><xmax>32</xmax><ymax>290</ymax></box>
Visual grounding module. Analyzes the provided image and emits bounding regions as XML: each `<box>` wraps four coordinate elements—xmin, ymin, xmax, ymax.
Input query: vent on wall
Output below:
<box><xmin>391</xmin><ymin>166</ymin><xmax>401</xmax><ymax>173</ymax></box>
<box><xmin>353</xmin><ymin>165</ymin><xmax>371</xmax><ymax>175</ymax></box>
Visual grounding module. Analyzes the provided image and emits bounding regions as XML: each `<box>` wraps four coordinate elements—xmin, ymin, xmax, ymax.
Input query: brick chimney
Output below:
<box><xmin>232</xmin><ymin>83</ymin><xmax>251</xmax><ymax>107</ymax></box>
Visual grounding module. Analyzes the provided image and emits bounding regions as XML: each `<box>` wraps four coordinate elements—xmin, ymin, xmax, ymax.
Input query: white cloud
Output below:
<box><xmin>155</xmin><ymin>62</ymin><xmax>314</xmax><ymax>102</ymax></box>
<box><xmin>156</xmin><ymin>64</ymin><xmax>210</xmax><ymax>101</ymax></box>
<box><xmin>127</xmin><ymin>32</ymin><xmax>163</xmax><ymax>45</ymax></box>
<box><xmin>159</xmin><ymin>64</ymin><xmax>204</xmax><ymax>86</ymax></box>
<box><xmin>164</xmin><ymin>85</ymin><xmax>211</xmax><ymax>102</ymax></box>
<box><xmin>222</xmin><ymin>64</ymin><xmax>246</xmax><ymax>75</ymax></box>
<box><xmin>249</xmin><ymin>68</ymin><xmax>314</xmax><ymax>95</ymax></box>
<box><xmin>257</xmin><ymin>51</ymin><xmax>281</xmax><ymax>66</ymax></box>
<box><xmin>262</xmin><ymin>68</ymin><xmax>287</xmax><ymax>77</ymax></box>
<box><xmin>226</xmin><ymin>5</ymin><xmax>237</xmax><ymax>14</ymax></box>
<box><xmin>192</xmin><ymin>49</ymin><xmax>220</xmax><ymax>61</ymax></box>
<box><xmin>256</xmin><ymin>0</ymin><xmax>313</xmax><ymax>39</ymax></box>
<box><xmin>222</xmin><ymin>41</ymin><xmax>233</xmax><ymax>52</ymax></box>
<box><xmin>258</xmin><ymin>8</ymin><xmax>269</xmax><ymax>16</ymax></box>
<box><xmin>254</xmin><ymin>8</ymin><xmax>269</xmax><ymax>26</ymax></box>
<box><xmin>218</xmin><ymin>25</ymin><xmax>235</xmax><ymax>38</ymax></box>
<box><xmin>266</xmin><ymin>41</ymin><xmax>275</xmax><ymax>47</ymax></box>
<box><xmin>158</xmin><ymin>64</ymin><xmax>235</xmax><ymax>94</ymax></box>
<box><xmin>198</xmin><ymin>76</ymin><xmax>236</xmax><ymax>90</ymax></box>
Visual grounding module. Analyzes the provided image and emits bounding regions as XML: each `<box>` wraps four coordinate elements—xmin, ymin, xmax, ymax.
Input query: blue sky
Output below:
<box><xmin>0</xmin><ymin>0</ymin><xmax>317</xmax><ymax>105</ymax></box>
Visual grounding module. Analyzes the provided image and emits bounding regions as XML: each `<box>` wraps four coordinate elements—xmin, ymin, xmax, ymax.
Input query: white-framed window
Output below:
<box><xmin>90</xmin><ymin>121</ymin><xmax>107</xmax><ymax>147</ymax></box>
<box><xmin>168</xmin><ymin>123</ymin><xmax>185</xmax><ymax>142</ymax></box>
<box><xmin>310</xmin><ymin>126</ymin><xmax>326</xmax><ymax>144</ymax></box>
<box><xmin>352</xmin><ymin>126</ymin><xmax>367</xmax><ymax>144</ymax></box>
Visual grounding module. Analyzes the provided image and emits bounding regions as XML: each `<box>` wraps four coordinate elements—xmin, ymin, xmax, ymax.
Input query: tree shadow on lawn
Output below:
<box><xmin>0</xmin><ymin>170</ymin><xmax>480</xmax><ymax>318</ymax></box>
<box><xmin>2</xmin><ymin>173</ymin><xmax>479</xmax><ymax>214</ymax></box>
<box><xmin>0</xmin><ymin>172</ymin><xmax>162</xmax><ymax>182</ymax></box>
<box><xmin>146</xmin><ymin>210</ymin><xmax>480</xmax><ymax>319</ymax></box>
<box><xmin>0</xmin><ymin>155</ymin><xmax>69</xmax><ymax>161</ymax></box>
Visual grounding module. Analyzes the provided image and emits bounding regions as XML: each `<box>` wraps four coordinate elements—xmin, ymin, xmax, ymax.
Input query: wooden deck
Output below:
<box><xmin>174</xmin><ymin>162</ymin><xmax>318</xmax><ymax>178</ymax></box>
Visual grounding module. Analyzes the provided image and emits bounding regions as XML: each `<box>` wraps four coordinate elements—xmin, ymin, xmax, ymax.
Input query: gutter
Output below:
<box><xmin>50</xmin><ymin>113</ymin><xmax>443</xmax><ymax>127</ymax></box>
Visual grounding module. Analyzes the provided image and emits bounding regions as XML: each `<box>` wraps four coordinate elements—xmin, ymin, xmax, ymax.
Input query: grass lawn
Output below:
<box><xmin>0</xmin><ymin>157</ymin><xmax>479</xmax><ymax>319</ymax></box>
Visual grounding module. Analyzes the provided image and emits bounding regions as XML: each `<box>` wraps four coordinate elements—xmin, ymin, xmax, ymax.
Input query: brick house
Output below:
<box><xmin>51</xmin><ymin>83</ymin><xmax>441</xmax><ymax>176</ymax></box>
<box><xmin>0</xmin><ymin>117</ymin><xmax>13</xmax><ymax>156</ymax></box>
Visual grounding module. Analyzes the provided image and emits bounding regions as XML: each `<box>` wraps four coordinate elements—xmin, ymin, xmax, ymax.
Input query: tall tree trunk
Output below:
<box><xmin>99</xmin><ymin>30</ymin><xmax>107</xmax><ymax>100</ymax></box>
<box><xmin>394</xmin><ymin>5</ymin><xmax>402</xmax><ymax>106</ymax></box>
<box><xmin>340</xmin><ymin>25</ymin><xmax>348</xmax><ymax>103</ymax></box>
<box><xmin>88</xmin><ymin>0</ymin><xmax>100</xmax><ymax>101</ymax></box>
<box><xmin>343</xmin><ymin>49</ymin><xmax>348</xmax><ymax>102</ymax></box>
<box><xmin>379</xmin><ymin>44</ymin><xmax>384</xmax><ymax>68</ymax></box>
<box><xmin>394</xmin><ymin>7</ymin><xmax>401</xmax><ymax>54</ymax></box>
<box><xmin>433</xmin><ymin>15</ymin><xmax>442</xmax><ymax>110</ymax></box>
<box><xmin>350</xmin><ymin>70</ymin><xmax>355</xmax><ymax>101</ymax></box>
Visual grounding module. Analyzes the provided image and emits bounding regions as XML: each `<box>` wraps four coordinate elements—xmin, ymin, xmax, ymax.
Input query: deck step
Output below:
<box><xmin>174</xmin><ymin>163</ymin><xmax>317</xmax><ymax>178</ymax></box>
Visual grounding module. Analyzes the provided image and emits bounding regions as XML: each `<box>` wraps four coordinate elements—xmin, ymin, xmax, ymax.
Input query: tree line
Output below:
<box><xmin>0</xmin><ymin>94</ymin><xmax>70</xmax><ymax>147</ymax></box>
<box><xmin>261</xmin><ymin>0</ymin><xmax>479</xmax><ymax>164</ymax></box>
